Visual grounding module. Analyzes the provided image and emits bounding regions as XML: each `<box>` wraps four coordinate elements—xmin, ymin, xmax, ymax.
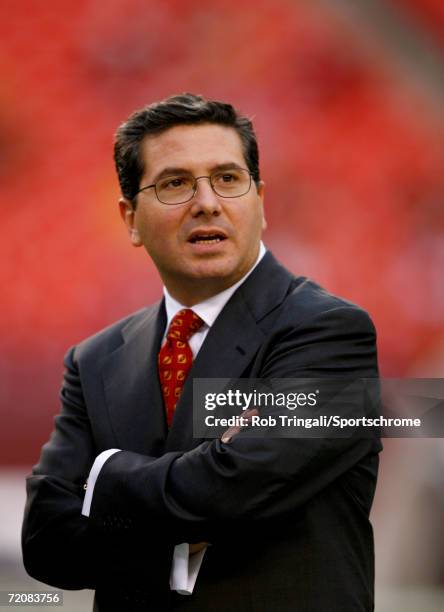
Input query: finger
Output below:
<box><xmin>221</xmin><ymin>408</ymin><xmax>259</xmax><ymax>443</ymax></box>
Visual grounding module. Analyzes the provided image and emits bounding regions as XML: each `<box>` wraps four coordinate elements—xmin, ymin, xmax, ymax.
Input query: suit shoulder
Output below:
<box><xmin>284</xmin><ymin>276</ymin><xmax>375</xmax><ymax>329</ymax></box>
<box><xmin>69</xmin><ymin>304</ymin><xmax>160</xmax><ymax>363</ymax></box>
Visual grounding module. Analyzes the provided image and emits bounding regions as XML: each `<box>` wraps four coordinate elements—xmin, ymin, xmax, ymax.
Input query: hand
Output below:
<box><xmin>221</xmin><ymin>408</ymin><xmax>258</xmax><ymax>443</ymax></box>
<box><xmin>189</xmin><ymin>542</ymin><xmax>208</xmax><ymax>555</ymax></box>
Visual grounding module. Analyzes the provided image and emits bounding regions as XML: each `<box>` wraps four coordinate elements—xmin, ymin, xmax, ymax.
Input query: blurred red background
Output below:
<box><xmin>1</xmin><ymin>0</ymin><xmax>444</xmax><ymax>465</ymax></box>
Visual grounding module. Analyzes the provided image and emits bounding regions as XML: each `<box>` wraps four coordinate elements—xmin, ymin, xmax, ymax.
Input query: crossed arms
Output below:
<box><xmin>22</xmin><ymin>305</ymin><xmax>381</xmax><ymax>591</ymax></box>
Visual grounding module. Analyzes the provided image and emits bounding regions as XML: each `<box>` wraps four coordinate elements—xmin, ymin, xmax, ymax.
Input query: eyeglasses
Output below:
<box><xmin>134</xmin><ymin>168</ymin><xmax>253</xmax><ymax>205</ymax></box>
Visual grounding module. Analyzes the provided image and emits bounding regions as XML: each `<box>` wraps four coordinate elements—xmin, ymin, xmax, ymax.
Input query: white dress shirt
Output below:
<box><xmin>82</xmin><ymin>242</ymin><xmax>266</xmax><ymax>594</ymax></box>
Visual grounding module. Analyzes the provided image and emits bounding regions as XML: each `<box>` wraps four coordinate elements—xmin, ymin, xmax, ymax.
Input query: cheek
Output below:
<box><xmin>245</xmin><ymin>206</ymin><xmax>265</xmax><ymax>236</ymax></box>
<box><xmin>136</xmin><ymin>212</ymin><xmax>180</xmax><ymax>253</ymax></box>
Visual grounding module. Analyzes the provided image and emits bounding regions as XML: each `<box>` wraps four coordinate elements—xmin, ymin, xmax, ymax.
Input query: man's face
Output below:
<box><xmin>120</xmin><ymin>123</ymin><xmax>266</xmax><ymax>305</ymax></box>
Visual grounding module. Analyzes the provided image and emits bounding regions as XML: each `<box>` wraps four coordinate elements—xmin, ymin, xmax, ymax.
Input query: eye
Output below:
<box><xmin>213</xmin><ymin>171</ymin><xmax>240</xmax><ymax>183</ymax></box>
<box><xmin>167</xmin><ymin>177</ymin><xmax>185</xmax><ymax>189</ymax></box>
<box><xmin>222</xmin><ymin>173</ymin><xmax>236</xmax><ymax>182</ymax></box>
<box><xmin>158</xmin><ymin>176</ymin><xmax>190</xmax><ymax>191</ymax></box>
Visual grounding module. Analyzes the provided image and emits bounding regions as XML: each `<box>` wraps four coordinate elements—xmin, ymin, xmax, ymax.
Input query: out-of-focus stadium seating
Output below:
<box><xmin>1</xmin><ymin>1</ymin><xmax>444</xmax><ymax>609</ymax></box>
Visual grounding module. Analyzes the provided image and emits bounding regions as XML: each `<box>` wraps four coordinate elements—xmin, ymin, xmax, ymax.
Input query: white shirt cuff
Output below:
<box><xmin>81</xmin><ymin>449</ymin><xmax>206</xmax><ymax>596</ymax></box>
<box><xmin>81</xmin><ymin>449</ymin><xmax>121</xmax><ymax>517</ymax></box>
<box><xmin>170</xmin><ymin>543</ymin><xmax>207</xmax><ymax>595</ymax></box>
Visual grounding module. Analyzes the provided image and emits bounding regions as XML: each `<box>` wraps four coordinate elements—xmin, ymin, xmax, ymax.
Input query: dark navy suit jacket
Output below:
<box><xmin>22</xmin><ymin>252</ymin><xmax>382</xmax><ymax>611</ymax></box>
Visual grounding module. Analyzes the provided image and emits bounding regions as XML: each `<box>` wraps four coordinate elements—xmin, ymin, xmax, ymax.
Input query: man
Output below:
<box><xmin>22</xmin><ymin>93</ymin><xmax>381</xmax><ymax>611</ymax></box>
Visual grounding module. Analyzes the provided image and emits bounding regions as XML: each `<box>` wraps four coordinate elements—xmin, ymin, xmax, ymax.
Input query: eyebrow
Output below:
<box><xmin>150</xmin><ymin>162</ymin><xmax>245</xmax><ymax>184</ymax></box>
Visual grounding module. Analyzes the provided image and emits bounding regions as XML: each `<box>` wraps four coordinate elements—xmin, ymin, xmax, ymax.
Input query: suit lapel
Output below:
<box><xmin>166</xmin><ymin>252</ymin><xmax>295</xmax><ymax>452</ymax></box>
<box><xmin>165</xmin><ymin>294</ymin><xmax>265</xmax><ymax>451</ymax></box>
<box><xmin>102</xmin><ymin>302</ymin><xmax>168</xmax><ymax>456</ymax></box>
<box><xmin>100</xmin><ymin>252</ymin><xmax>295</xmax><ymax>456</ymax></box>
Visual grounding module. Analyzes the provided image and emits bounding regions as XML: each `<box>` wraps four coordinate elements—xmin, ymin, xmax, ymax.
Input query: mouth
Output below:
<box><xmin>188</xmin><ymin>230</ymin><xmax>228</xmax><ymax>245</ymax></box>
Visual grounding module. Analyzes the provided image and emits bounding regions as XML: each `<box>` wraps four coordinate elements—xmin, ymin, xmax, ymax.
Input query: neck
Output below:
<box><xmin>164</xmin><ymin>277</ymin><xmax>239</xmax><ymax>306</ymax></box>
<box><xmin>161</xmin><ymin>242</ymin><xmax>265</xmax><ymax>306</ymax></box>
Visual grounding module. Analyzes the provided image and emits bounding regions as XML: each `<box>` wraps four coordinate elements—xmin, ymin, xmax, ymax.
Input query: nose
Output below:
<box><xmin>189</xmin><ymin>176</ymin><xmax>222</xmax><ymax>217</ymax></box>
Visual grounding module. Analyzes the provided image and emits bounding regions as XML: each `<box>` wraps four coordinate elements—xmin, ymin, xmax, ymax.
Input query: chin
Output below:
<box><xmin>186</xmin><ymin>257</ymin><xmax>237</xmax><ymax>278</ymax></box>
<box><xmin>190</xmin><ymin>266</ymin><xmax>234</xmax><ymax>281</ymax></box>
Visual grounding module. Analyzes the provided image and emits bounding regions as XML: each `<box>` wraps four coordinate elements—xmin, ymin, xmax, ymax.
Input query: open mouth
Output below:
<box><xmin>188</xmin><ymin>232</ymin><xmax>227</xmax><ymax>245</ymax></box>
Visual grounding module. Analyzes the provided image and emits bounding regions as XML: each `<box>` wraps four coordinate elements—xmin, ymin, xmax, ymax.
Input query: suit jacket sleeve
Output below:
<box><xmin>89</xmin><ymin>304</ymin><xmax>381</xmax><ymax>543</ymax></box>
<box><xmin>21</xmin><ymin>346</ymin><xmax>173</xmax><ymax>594</ymax></box>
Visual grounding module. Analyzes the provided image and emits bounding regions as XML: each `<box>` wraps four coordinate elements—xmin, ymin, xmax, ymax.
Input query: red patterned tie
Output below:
<box><xmin>158</xmin><ymin>309</ymin><xmax>204</xmax><ymax>426</ymax></box>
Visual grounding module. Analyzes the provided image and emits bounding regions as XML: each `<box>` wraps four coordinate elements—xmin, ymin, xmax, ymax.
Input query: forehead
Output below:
<box><xmin>140</xmin><ymin>123</ymin><xmax>246</xmax><ymax>179</ymax></box>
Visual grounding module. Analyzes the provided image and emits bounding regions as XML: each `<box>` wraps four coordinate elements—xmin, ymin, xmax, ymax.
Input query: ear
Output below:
<box><xmin>256</xmin><ymin>181</ymin><xmax>267</xmax><ymax>231</ymax></box>
<box><xmin>119</xmin><ymin>198</ymin><xmax>143</xmax><ymax>247</ymax></box>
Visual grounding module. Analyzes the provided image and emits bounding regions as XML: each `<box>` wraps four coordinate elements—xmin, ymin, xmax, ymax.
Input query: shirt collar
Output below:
<box><xmin>164</xmin><ymin>241</ymin><xmax>266</xmax><ymax>329</ymax></box>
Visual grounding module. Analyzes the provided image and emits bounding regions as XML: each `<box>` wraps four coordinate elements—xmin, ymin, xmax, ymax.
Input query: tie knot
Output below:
<box><xmin>167</xmin><ymin>309</ymin><xmax>204</xmax><ymax>342</ymax></box>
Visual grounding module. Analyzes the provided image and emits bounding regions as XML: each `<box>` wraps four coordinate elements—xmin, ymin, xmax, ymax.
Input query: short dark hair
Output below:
<box><xmin>114</xmin><ymin>93</ymin><xmax>260</xmax><ymax>205</ymax></box>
